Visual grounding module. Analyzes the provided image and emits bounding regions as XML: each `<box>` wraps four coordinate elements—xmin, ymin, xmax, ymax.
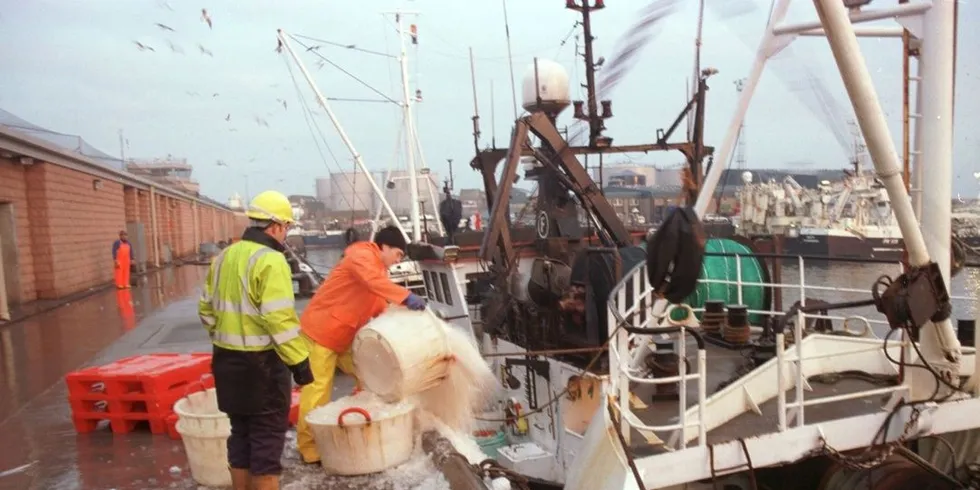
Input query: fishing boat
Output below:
<box><xmin>402</xmin><ymin>0</ymin><xmax>980</xmax><ymax>489</ymax></box>
<box><xmin>280</xmin><ymin>0</ymin><xmax>979</xmax><ymax>488</ymax></box>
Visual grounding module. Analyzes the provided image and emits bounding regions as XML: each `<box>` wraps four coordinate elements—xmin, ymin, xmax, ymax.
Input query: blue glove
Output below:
<box><xmin>403</xmin><ymin>293</ymin><xmax>427</xmax><ymax>311</ymax></box>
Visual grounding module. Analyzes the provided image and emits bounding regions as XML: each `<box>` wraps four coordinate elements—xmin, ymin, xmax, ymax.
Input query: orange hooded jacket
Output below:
<box><xmin>300</xmin><ymin>241</ymin><xmax>412</xmax><ymax>353</ymax></box>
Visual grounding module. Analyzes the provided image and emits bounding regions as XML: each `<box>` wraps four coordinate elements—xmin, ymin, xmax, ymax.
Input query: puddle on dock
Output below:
<box><xmin>0</xmin><ymin>259</ymin><xmax>372</xmax><ymax>489</ymax></box>
<box><xmin>0</xmin><ymin>265</ymin><xmax>208</xmax><ymax>490</ymax></box>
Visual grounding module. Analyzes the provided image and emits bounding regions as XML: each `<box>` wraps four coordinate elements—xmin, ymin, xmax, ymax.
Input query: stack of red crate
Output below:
<box><xmin>66</xmin><ymin>353</ymin><xmax>213</xmax><ymax>435</ymax></box>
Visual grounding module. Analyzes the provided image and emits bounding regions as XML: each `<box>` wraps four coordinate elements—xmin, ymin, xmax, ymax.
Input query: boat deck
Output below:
<box><xmin>626</xmin><ymin>340</ymin><xmax>895</xmax><ymax>457</ymax></box>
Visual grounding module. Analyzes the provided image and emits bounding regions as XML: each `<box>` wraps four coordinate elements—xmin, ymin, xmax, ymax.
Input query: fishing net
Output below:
<box><xmin>0</xmin><ymin>108</ymin><xmax>127</xmax><ymax>170</ymax></box>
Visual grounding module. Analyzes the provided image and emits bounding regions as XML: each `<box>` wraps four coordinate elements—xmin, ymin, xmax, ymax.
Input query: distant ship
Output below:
<box><xmin>300</xmin><ymin>229</ymin><xmax>346</xmax><ymax>249</ymax></box>
<box><xmin>286</xmin><ymin>227</ymin><xmax>347</xmax><ymax>250</ymax></box>
<box><xmin>735</xmin><ymin>160</ymin><xmax>905</xmax><ymax>262</ymax></box>
<box><xmin>953</xmin><ymin>204</ymin><xmax>980</xmax><ymax>248</ymax></box>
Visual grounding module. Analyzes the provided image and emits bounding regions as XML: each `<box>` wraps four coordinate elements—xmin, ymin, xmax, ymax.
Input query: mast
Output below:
<box><xmin>569</xmin><ymin>0</ymin><xmax>606</xmax><ymax>148</ymax></box>
<box><xmin>393</xmin><ymin>10</ymin><xmax>423</xmax><ymax>241</ymax></box>
<box><xmin>912</xmin><ymin>0</ymin><xmax>960</xmax><ymax>376</ymax></box>
<box><xmin>501</xmin><ymin>0</ymin><xmax>519</xmax><ymax>120</ymax></box>
<box><xmin>734</xmin><ymin>78</ymin><xmax>747</xmax><ymax>169</ymax></box>
<box><xmin>277</xmin><ymin>30</ymin><xmax>408</xmax><ymax>240</ymax></box>
<box><xmin>688</xmin><ymin>0</ymin><xmax>706</xmax><ymax>140</ymax></box>
<box><xmin>469</xmin><ymin>48</ymin><xmax>481</xmax><ymax>155</ymax></box>
<box><xmin>813</xmin><ymin>0</ymin><xmax>960</xmax><ymax>397</ymax></box>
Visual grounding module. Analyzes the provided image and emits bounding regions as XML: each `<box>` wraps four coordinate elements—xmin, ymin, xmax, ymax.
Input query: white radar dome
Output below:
<box><xmin>741</xmin><ymin>171</ymin><xmax>754</xmax><ymax>184</ymax></box>
<box><xmin>521</xmin><ymin>59</ymin><xmax>570</xmax><ymax>115</ymax></box>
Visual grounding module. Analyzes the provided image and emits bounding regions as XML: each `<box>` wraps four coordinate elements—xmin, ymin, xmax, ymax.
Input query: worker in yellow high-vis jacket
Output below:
<box><xmin>198</xmin><ymin>190</ymin><xmax>314</xmax><ymax>490</ymax></box>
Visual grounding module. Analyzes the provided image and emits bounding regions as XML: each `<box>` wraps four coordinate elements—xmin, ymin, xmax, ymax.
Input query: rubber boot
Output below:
<box><xmin>229</xmin><ymin>468</ymin><xmax>251</xmax><ymax>490</ymax></box>
<box><xmin>252</xmin><ymin>475</ymin><xmax>280</xmax><ymax>490</ymax></box>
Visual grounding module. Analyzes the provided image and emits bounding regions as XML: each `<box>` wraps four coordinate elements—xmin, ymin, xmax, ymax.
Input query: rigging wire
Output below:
<box><xmin>281</xmin><ymin>54</ymin><xmax>331</xmax><ymax>168</ymax></box>
<box><xmin>326</xmin><ymin>97</ymin><xmax>393</xmax><ymax>103</ymax></box>
<box><xmin>413</xmin><ymin>22</ymin><xmax>423</xmax><ymax>134</ymax></box>
<box><xmin>281</xmin><ymin>51</ymin><xmax>373</xmax><ymax>214</ymax></box>
<box><xmin>288</xmin><ymin>34</ymin><xmax>400</xmax><ymax>105</ymax></box>
<box><xmin>369</xmin><ymin>116</ymin><xmax>407</xmax><ymax>241</ymax></box>
<box><xmin>291</xmin><ymin>33</ymin><xmax>396</xmax><ymax>59</ymax></box>
<box><xmin>554</xmin><ymin>21</ymin><xmax>581</xmax><ymax>59</ymax></box>
<box><xmin>417</xmin><ymin>21</ymin><xmax>561</xmax><ymax>62</ymax></box>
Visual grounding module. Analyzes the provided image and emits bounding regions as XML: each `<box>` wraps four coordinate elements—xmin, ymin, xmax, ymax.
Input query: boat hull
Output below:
<box><xmin>751</xmin><ymin>233</ymin><xmax>904</xmax><ymax>262</ymax></box>
<box><xmin>301</xmin><ymin>233</ymin><xmax>346</xmax><ymax>249</ymax></box>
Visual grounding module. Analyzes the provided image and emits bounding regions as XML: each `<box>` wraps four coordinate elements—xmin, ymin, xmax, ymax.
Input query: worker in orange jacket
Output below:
<box><xmin>296</xmin><ymin>225</ymin><xmax>427</xmax><ymax>464</ymax></box>
<box><xmin>112</xmin><ymin>230</ymin><xmax>132</xmax><ymax>289</ymax></box>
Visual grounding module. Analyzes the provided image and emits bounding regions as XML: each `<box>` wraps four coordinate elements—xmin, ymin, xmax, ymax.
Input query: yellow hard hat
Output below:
<box><xmin>246</xmin><ymin>190</ymin><xmax>294</xmax><ymax>225</ymax></box>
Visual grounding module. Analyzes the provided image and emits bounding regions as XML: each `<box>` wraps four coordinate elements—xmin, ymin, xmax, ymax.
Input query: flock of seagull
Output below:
<box><xmin>132</xmin><ymin>2</ymin><xmax>298</xmax><ymax>149</ymax></box>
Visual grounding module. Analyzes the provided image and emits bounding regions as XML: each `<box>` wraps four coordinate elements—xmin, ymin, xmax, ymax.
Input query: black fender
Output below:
<box><xmin>645</xmin><ymin>207</ymin><xmax>706</xmax><ymax>303</ymax></box>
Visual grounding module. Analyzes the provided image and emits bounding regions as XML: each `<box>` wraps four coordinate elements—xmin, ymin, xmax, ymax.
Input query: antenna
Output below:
<box><xmin>734</xmin><ymin>78</ymin><xmax>747</xmax><ymax>169</ymax></box>
<box><xmin>490</xmin><ymin>81</ymin><xmax>496</xmax><ymax>147</ymax></box>
<box><xmin>469</xmin><ymin>48</ymin><xmax>481</xmax><ymax>154</ymax></box>
<box><xmin>118</xmin><ymin>129</ymin><xmax>126</xmax><ymax>165</ymax></box>
<box><xmin>446</xmin><ymin>158</ymin><xmax>455</xmax><ymax>191</ymax></box>
<box><xmin>500</xmin><ymin>0</ymin><xmax>519</xmax><ymax>120</ymax></box>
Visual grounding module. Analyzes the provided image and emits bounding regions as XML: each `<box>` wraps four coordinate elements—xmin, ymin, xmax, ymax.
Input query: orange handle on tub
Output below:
<box><xmin>337</xmin><ymin>407</ymin><xmax>371</xmax><ymax>427</ymax></box>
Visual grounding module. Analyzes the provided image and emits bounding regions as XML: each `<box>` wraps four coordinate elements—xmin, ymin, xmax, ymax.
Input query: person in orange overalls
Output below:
<box><xmin>112</xmin><ymin>230</ymin><xmax>132</xmax><ymax>289</ymax></box>
<box><xmin>296</xmin><ymin>225</ymin><xmax>427</xmax><ymax>464</ymax></box>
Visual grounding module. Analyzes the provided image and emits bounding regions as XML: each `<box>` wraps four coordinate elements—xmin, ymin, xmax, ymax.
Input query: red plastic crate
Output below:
<box><xmin>71</xmin><ymin>412</ymin><xmax>169</xmax><ymax>435</ymax></box>
<box><xmin>163</xmin><ymin>379</ymin><xmax>215</xmax><ymax>440</ymax></box>
<box><xmin>69</xmin><ymin>387</ymin><xmax>187</xmax><ymax>417</ymax></box>
<box><xmin>65</xmin><ymin>353</ymin><xmax>211</xmax><ymax>399</ymax></box>
<box><xmin>165</xmin><ymin>413</ymin><xmax>180</xmax><ymax>440</ymax></box>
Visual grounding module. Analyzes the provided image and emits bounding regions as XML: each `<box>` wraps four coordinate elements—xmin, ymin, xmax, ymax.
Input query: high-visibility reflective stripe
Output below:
<box><xmin>208</xmin><ymin>244</ymin><xmax>298</xmax><ymax>349</ymax></box>
<box><xmin>206</xmin><ymin>249</ymin><xmax>229</xmax><ymax>306</ymax></box>
<box><xmin>240</xmin><ymin>248</ymin><xmax>274</xmax><ymax>299</ymax></box>
<box><xmin>270</xmin><ymin>327</ymin><xmax>301</xmax><ymax>345</ymax></box>
<box><xmin>260</xmin><ymin>297</ymin><xmax>295</xmax><ymax>315</ymax></box>
<box><xmin>213</xmin><ymin>297</ymin><xmax>260</xmax><ymax>316</ymax></box>
<box><xmin>210</xmin><ymin>247</ymin><xmax>274</xmax><ymax>316</ymax></box>
<box><xmin>212</xmin><ymin>326</ymin><xmax>301</xmax><ymax>349</ymax></box>
<box><xmin>199</xmin><ymin>314</ymin><xmax>216</xmax><ymax>326</ymax></box>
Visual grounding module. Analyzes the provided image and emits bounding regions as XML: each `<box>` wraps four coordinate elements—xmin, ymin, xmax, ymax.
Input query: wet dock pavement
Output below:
<box><xmin>0</xmin><ymin>264</ymin><xmax>363</xmax><ymax>490</ymax></box>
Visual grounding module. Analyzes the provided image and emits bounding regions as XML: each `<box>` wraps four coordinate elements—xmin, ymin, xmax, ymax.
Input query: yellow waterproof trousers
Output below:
<box><xmin>296</xmin><ymin>336</ymin><xmax>358</xmax><ymax>464</ymax></box>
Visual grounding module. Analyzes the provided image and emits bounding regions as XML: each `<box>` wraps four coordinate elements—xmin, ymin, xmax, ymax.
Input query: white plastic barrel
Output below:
<box><xmin>306</xmin><ymin>392</ymin><xmax>418</xmax><ymax>475</ymax></box>
<box><xmin>174</xmin><ymin>388</ymin><xmax>232</xmax><ymax>487</ymax></box>
<box><xmin>352</xmin><ymin>308</ymin><xmax>452</xmax><ymax>402</ymax></box>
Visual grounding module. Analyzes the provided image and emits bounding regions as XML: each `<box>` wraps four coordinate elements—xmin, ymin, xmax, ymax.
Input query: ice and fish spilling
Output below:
<box><xmin>305</xmin><ymin>307</ymin><xmax>501</xmax><ymax>477</ymax></box>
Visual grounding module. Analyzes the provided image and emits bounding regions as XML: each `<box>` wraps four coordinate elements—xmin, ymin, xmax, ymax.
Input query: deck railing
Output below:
<box><xmin>605</xmin><ymin>252</ymin><xmax>974</xmax><ymax>449</ymax></box>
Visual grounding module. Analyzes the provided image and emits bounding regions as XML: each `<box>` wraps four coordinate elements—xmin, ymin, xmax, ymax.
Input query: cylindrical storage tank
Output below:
<box><xmin>682</xmin><ymin>238</ymin><xmax>771</xmax><ymax>326</ymax></box>
<box><xmin>316</xmin><ymin>177</ymin><xmax>332</xmax><ymax>203</ymax></box>
<box><xmin>521</xmin><ymin>59</ymin><xmax>571</xmax><ymax>115</ymax></box>
<box><xmin>351</xmin><ymin>308</ymin><xmax>452</xmax><ymax>402</ymax></box>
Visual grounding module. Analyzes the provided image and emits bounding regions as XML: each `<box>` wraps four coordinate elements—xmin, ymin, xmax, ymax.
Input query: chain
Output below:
<box><xmin>817</xmin><ymin>405</ymin><xmax>921</xmax><ymax>471</ymax></box>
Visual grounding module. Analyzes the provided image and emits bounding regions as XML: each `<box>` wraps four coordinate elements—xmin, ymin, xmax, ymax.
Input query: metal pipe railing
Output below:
<box><xmin>605</xmin><ymin>249</ymin><xmax>977</xmax><ymax>450</ymax></box>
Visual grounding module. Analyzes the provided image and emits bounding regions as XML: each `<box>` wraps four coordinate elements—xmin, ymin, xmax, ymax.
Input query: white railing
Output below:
<box><xmin>605</xmin><ymin>252</ymin><xmax>975</xmax><ymax>450</ymax></box>
<box><xmin>607</xmin><ymin>266</ymin><xmax>709</xmax><ymax>449</ymax></box>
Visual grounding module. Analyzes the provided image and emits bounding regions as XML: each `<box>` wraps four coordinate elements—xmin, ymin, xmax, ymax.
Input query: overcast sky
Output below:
<box><xmin>1</xmin><ymin>0</ymin><xmax>977</xmax><ymax>204</ymax></box>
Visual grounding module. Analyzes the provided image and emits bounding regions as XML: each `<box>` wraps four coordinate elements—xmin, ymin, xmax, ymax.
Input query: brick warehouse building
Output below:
<box><xmin>0</xmin><ymin>125</ymin><xmax>247</xmax><ymax>307</ymax></box>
